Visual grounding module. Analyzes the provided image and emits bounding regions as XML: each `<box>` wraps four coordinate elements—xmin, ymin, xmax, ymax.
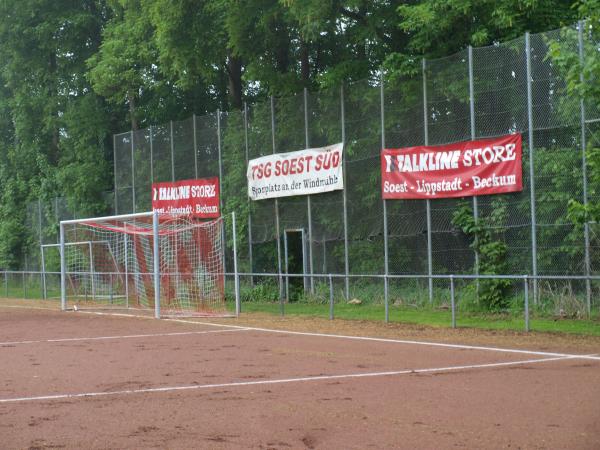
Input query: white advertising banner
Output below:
<box><xmin>247</xmin><ymin>143</ymin><xmax>344</xmax><ymax>200</ymax></box>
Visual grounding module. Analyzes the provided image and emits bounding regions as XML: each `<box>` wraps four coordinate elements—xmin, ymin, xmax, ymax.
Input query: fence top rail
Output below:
<box><xmin>3</xmin><ymin>270</ymin><xmax>599</xmax><ymax>282</ymax></box>
<box><xmin>234</xmin><ymin>272</ymin><xmax>600</xmax><ymax>281</ymax></box>
<box><xmin>2</xmin><ymin>270</ymin><xmax>599</xmax><ymax>281</ymax></box>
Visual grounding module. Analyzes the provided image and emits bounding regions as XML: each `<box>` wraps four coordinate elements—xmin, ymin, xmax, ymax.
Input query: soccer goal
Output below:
<box><xmin>59</xmin><ymin>211</ymin><xmax>239</xmax><ymax>318</ymax></box>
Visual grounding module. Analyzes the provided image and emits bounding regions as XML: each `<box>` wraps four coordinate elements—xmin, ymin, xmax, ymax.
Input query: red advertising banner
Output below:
<box><xmin>152</xmin><ymin>177</ymin><xmax>220</xmax><ymax>218</ymax></box>
<box><xmin>381</xmin><ymin>134</ymin><xmax>522</xmax><ymax>199</ymax></box>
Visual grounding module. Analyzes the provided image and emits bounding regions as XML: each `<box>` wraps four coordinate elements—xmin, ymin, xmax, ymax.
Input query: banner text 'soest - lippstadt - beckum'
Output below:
<box><xmin>381</xmin><ymin>134</ymin><xmax>522</xmax><ymax>199</ymax></box>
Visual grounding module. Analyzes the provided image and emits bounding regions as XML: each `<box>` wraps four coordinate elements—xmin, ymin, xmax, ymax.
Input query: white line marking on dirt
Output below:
<box><xmin>167</xmin><ymin>318</ymin><xmax>600</xmax><ymax>362</ymax></box>
<box><xmin>0</xmin><ymin>304</ymin><xmax>60</xmax><ymax>311</ymax></box>
<box><xmin>0</xmin><ymin>355</ymin><xmax>582</xmax><ymax>404</ymax></box>
<box><xmin>83</xmin><ymin>311</ymin><xmax>155</xmax><ymax>319</ymax></box>
<box><xmin>16</xmin><ymin>309</ymin><xmax>600</xmax><ymax>362</ymax></box>
<box><xmin>0</xmin><ymin>328</ymin><xmax>250</xmax><ymax>347</ymax></box>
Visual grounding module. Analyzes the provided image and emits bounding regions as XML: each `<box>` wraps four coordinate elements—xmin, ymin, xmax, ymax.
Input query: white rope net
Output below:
<box><xmin>63</xmin><ymin>214</ymin><xmax>226</xmax><ymax>316</ymax></box>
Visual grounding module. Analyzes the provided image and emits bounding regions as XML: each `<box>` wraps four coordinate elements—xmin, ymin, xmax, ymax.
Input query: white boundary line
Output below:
<box><xmin>0</xmin><ymin>304</ymin><xmax>60</xmax><ymax>311</ymax></box>
<box><xmin>0</xmin><ymin>355</ymin><xmax>583</xmax><ymax>404</ymax></box>
<box><xmin>0</xmin><ymin>328</ymin><xmax>250</xmax><ymax>347</ymax></box>
<box><xmin>4</xmin><ymin>309</ymin><xmax>600</xmax><ymax>362</ymax></box>
<box><xmin>166</xmin><ymin>318</ymin><xmax>600</xmax><ymax>361</ymax></box>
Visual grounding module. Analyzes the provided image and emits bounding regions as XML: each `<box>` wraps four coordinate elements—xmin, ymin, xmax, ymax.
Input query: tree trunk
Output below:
<box><xmin>226</xmin><ymin>53</ymin><xmax>243</xmax><ymax>110</ymax></box>
<box><xmin>48</xmin><ymin>51</ymin><xmax>60</xmax><ymax>165</ymax></box>
<box><xmin>274</xmin><ymin>29</ymin><xmax>290</xmax><ymax>73</ymax></box>
<box><xmin>127</xmin><ymin>92</ymin><xmax>138</xmax><ymax>131</ymax></box>
<box><xmin>300</xmin><ymin>40</ymin><xmax>310</xmax><ymax>85</ymax></box>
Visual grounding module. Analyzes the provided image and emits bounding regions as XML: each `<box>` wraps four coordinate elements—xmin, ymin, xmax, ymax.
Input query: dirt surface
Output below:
<box><xmin>1</xmin><ymin>301</ymin><xmax>599</xmax><ymax>449</ymax></box>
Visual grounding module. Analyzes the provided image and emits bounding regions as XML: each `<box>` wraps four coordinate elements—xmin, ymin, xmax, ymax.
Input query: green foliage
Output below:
<box><xmin>87</xmin><ymin>0</ymin><xmax>163</xmax><ymax>128</ymax></box>
<box><xmin>547</xmin><ymin>1</ymin><xmax>600</xmax><ymax>226</ymax></box>
<box><xmin>567</xmin><ymin>140</ymin><xmax>600</xmax><ymax>224</ymax></box>
<box><xmin>452</xmin><ymin>202</ymin><xmax>511</xmax><ymax>310</ymax></box>
<box><xmin>396</xmin><ymin>0</ymin><xmax>577</xmax><ymax>57</ymax></box>
<box><xmin>0</xmin><ymin>0</ymin><xmax>114</xmax><ymax>267</ymax></box>
<box><xmin>57</xmin><ymin>95</ymin><xmax>112</xmax><ymax>217</ymax></box>
<box><xmin>0</xmin><ymin>176</ymin><xmax>29</xmax><ymax>268</ymax></box>
<box><xmin>240</xmin><ymin>283</ymin><xmax>600</xmax><ymax>335</ymax></box>
<box><xmin>143</xmin><ymin>0</ymin><xmax>231</xmax><ymax>108</ymax></box>
<box><xmin>240</xmin><ymin>279</ymin><xmax>280</xmax><ymax>302</ymax></box>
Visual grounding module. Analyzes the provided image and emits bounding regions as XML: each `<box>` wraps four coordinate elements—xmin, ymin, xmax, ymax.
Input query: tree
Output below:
<box><xmin>145</xmin><ymin>0</ymin><xmax>242</xmax><ymax>110</ymax></box>
<box><xmin>87</xmin><ymin>0</ymin><xmax>161</xmax><ymax>130</ymax></box>
<box><xmin>395</xmin><ymin>0</ymin><xmax>577</xmax><ymax>58</ymax></box>
<box><xmin>0</xmin><ymin>0</ymin><xmax>113</xmax><ymax>267</ymax></box>
<box><xmin>285</xmin><ymin>0</ymin><xmax>410</xmax><ymax>86</ymax></box>
<box><xmin>548</xmin><ymin>0</ymin><xmax>600</xmax><ymax>224</ymax></box>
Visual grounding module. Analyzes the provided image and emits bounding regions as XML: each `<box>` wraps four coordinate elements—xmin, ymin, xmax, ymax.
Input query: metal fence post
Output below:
<box><xmin>380</xmin><ymin>72</ymin><xmax>390</xmax><ymax>323</ymax></box>
<box><xmin>578</xmin><ymin>21</ymin><xmax>592</xmax><ymax>316</ymax></box>
<box><xmin>39</xmin><ymin>199</ymin><xmax>47</xmax><ymax>299</ymax></box>
<box><xmin>109</xmin><ymin>273</ymin><xmax>113</xmax><ymax>304</ymax></box>
<box><xmin>153</xmin><ymin>210</ymin><xmax>160</xmax><ymax>319</ymax></box>
<box><xmin>468</xmin><ymin>46</ymin><xmax>480</xmax><ymax>292</ymax></box>
<box><xmin>149</xmin><ymin>125</ymin><xmax>154</xmax><ymax>184</ymax></box>
<box><xmin>284</xmin><ymin>229</ymin><xmax>290</xmax><ymax>301</ymax></box>
<box><xmin>243</xmin><ymin>103</ymin><xmax>254</xmax><ymax>286</ymax></box>
<box><xmin>217</xmin><ymin>111</ymin><xmax>224</xmax><ymax>211</ymax></box>
<box><xmin>4</xmin><ymin>271</ymin><xmax>7</xmax><ymax>298</ymax></box>
<box><xmin>329</xmin><ymin>274</ymin><xmax>334</xmax><ymax>320</ymax></box>
<box><xmin>170</xmin><ymin>120</ymin><xmax>175</xmax><ymax>182</ymax></box>
<box><xmin>524</xmin><ymin>275</ymin><xmax>530</xmax><ymax>332</ymax></box>
<box><xmin>41</xmin><ymin>247</ymin><xmax>47</xmax><ymax>299</ymax></box>
<box><xmin>270</xmin><ymin>96</ymin><xmax>284</xmax><ymax>307</ymax></box>
<box><xmin>89</xmin><ymin>241</ymin><xmax>95</xmax><ymax>300</ymax></box>
<box><xmin>113</xmin><ymin>134</ymin><xmax>118</xmax><ymax>214</ymax></box>
<box><xmin>450</xmin><ymin>275</ymin><xmax>456</xmax><ymax>328</ymax></box>
<box><xmin>60</xmin><ymin>221</ymin><xmax>66</xmax><ymax>311</ymax></box>
<box><xmin>232</xmin><ymin>212</ymin><xmax>240</xmax><ymax>316</ymax></box>
<box><xmin>304</xmin><ymin>88</ymin><xmax>315</xmax><ymax>293</ymax></box>
<box><xmin>131</xmin><ymin>130</ymin><xmax>136</xmax><ymax>213</ymax></box>
<box><xmin>192</xmin><ymin>114</ymin><xmax>198</xmax><ymax>179</ymax></box>
<box><xmin>341</xmin><ymin>84</ymin><xmax>350</xmax><ymax>300</ymax></box>
<box><xmin>217</xmin><ymin>110</ymin><xmax>227</xmax><ymax>282</ymax></box>
<box><xmin>525</xmin><ymin>32</ymin><xmax>538</xmax><ymax>304</ymax></box>
<box><xmin>422</xmin><ymin>58</ymin><xmax>434</xmax><ymax>304</ymax></box>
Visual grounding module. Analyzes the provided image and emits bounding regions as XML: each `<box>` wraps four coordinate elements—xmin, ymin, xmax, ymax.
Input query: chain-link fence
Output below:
<box><xmin>21</xmin><ymin>22</ymin><xmax>600</xmax><ymax>317</ymax></box>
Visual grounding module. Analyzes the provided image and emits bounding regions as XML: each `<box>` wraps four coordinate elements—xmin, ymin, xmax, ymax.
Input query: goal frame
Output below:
<box><xmin>59</xmin><ymin>210</ymin><xmax>240</xmax><ymax>319</ymax></box>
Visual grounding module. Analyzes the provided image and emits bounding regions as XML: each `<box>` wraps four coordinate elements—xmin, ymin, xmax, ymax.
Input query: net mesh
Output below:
<box><xmin>62</xmin><ymin>214</ymin><xmax>226</xmax><ymax>316</ymax></box>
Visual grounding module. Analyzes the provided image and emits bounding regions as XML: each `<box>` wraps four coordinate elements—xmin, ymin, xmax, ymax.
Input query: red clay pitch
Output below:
<box><xmin>0</xmin><ymin>307</ymin><xmax>599</xmax><ymax>449</ymax></box>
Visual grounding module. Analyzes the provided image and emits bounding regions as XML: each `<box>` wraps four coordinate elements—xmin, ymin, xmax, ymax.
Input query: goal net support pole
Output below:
<box><xmin>152</xmin><ymin>209</ymin><xmax>160</xmax><ymax>319</ymax></box>
<box><xmin>60</xmin><ymin>220</ymin><xmax>65</xmax><ymax>311</ymax></box>
<box><xmin>124</xmin><ymin>233</ymin><xmax>129</xmax><ymax>309</ymax></box>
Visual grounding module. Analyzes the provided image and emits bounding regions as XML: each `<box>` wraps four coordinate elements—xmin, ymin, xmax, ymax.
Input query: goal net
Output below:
<box><xmin>60</xmin><ymin>212</ymin><xmax>228</xmax><ymax>317</ymax></box>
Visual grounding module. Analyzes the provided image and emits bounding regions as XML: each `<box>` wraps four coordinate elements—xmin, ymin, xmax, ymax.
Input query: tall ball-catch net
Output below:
<box><xmin>61</xmin><ymin>213</ymin><xmax>227</xmax><ymax>316</ymax></box>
